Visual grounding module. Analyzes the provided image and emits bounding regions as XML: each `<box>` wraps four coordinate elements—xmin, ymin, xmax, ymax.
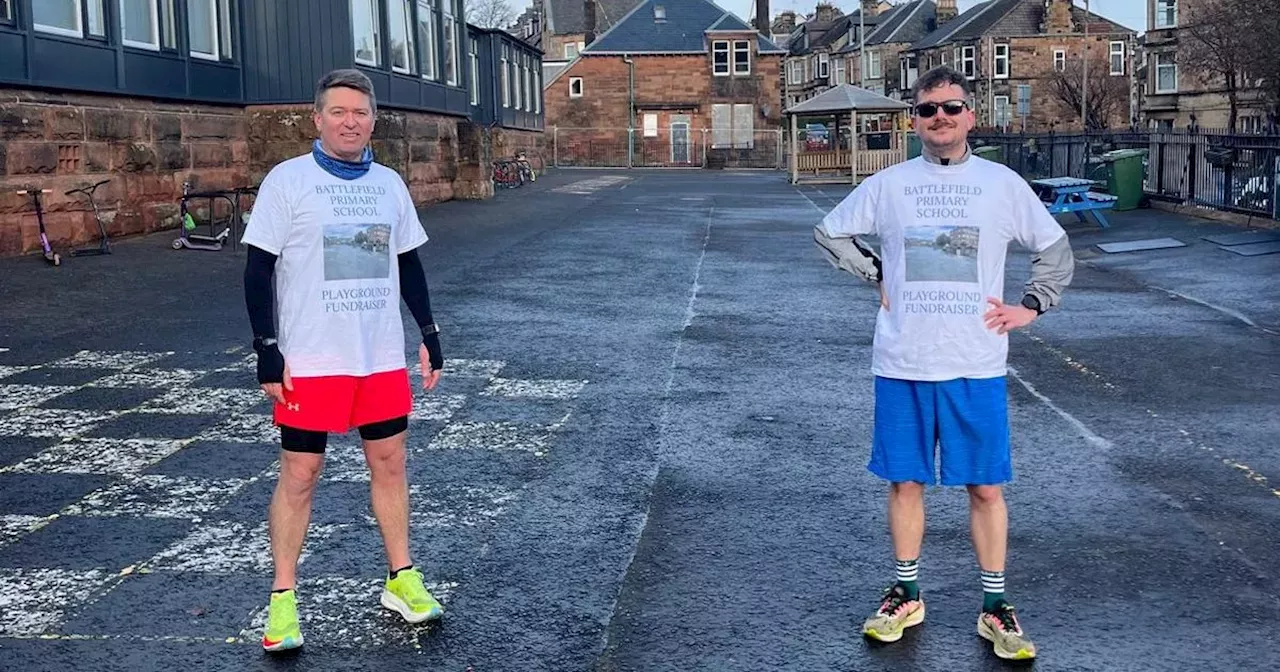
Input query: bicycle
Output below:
<box><xmin>492</xmin><ymin>159</ymin><xmax>522</xmax><ymax>188</ymax></box>
<box><xmin>15</xmin><ymin>186</ymin><xmax>60</xmax><ymax>266</ymax></box>
<box><xmin>65</xmin><ymin>178</ymin><xmax>113</xmax><ymax>257</ymax></box>
<box><xmin>514</xmin><ymin>151</ymin><xmax>536</xmax><ymax>184</ymax></box>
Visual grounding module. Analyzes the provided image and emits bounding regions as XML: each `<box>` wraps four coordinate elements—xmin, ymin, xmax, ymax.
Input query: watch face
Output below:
<box><xmin>1021</xmin><ymin>296</ymin><xmax>1040</xmax><ymax>312</ymax></box>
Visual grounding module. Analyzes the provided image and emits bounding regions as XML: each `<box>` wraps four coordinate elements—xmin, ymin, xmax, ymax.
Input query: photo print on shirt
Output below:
<box><xmin>323</xmin><ymin>223</ymin><xmax>392</xmax><ymax>281</ymax></box>
<box><xmin>903</xmin><ymin>224</ymin><xmax>979</xmax><ymax>283</ymax></box>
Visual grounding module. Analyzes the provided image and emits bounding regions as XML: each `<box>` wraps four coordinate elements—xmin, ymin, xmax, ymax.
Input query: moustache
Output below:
<box><xmin>928</xmin><ymin>122</ymin><xmax>955</xmax><ymax>130</ymax></box>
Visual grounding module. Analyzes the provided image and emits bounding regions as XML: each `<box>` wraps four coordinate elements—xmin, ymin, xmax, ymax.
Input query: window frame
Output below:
<box><xmin>818</xmin><ymin>52</ymin><xmax>829</xmax><ymax>79</ymax></box>
<box><xmin>352</xmin><ymin>0</ymin><xmax>382</xmax><ymax>67</ymax></box>
<box><xmin>442</xmin><ymin>0</ymin><xmax>460</xmax><ymax>86</ymax></box>
<box><xmin>1155</xmin><ymin>0</ymin><xmax>1176</xmax><ymax>28</ymax></box>
<box><xmin>1109</xmin><ymin>40</ymin><xmax>1125</xmax><ymax>76</ymax></box>
<box><xmin>1053</xmin><ymin>48</ymin><xmax>1065</xmax><ymax>72</ymax></box>
<box><xmin>1155</xmin><ymin>52</ymin><xmax>1177</xmax><ymax>93</ymax></box>
<box><xmin>0</xmin><ymin>0</ymin><xmax>12</xmax><ymax>23</ymax></box>
<box><xmin>643</xmin><ymin>112</ymin><xmax>658</xmax><ymax>137</ymax></box>
<box><xmin>416</xmin><ymin>0</ymin><xmax>437</xmax><ymax>80</ymax></box>
<box><xmin>865</xmin><ymin>50</ymin><xmax>881</xmax><ymax>79</ymax></box>
<box><xmin>387</xmin><ymin>0</ymin><xmax>415</xmax><ymax>74</ymax></box>
<box><xmin>712</xmin><ymin>40</ymin><xmax>730</xmax><ymax>76</ymax></box>
<box><xmin>120</xmin><ymin>0</ymin><xmax>161</xmax><ymax>51</ymax></box>
<box><xmin>187</xmin><ymin>0</ymin><xmax>220</xmax><ymax>60</ymax></box>
<box><xmin>33</xmin><ymin>0</ymin><xmax>84</xmax><ymax>38</ymax></box>
<box><xmin>468</xmin><ymin>36</ymin><xmax>479</xmax><ymax>105</ymax></box>
<box><xmin>993</xmin><ymin>94</ymin><xmax>1010</xmax><ymax>127</ymax></box>
<box><xmin>500</xmin><ymin>44</ymin><xmax>509</xmax><ymax>107</ymax></box>
<box><xmin>960</xmin><ymin>45</ymin><xmax>975</xmax><ymax>78</ymax></box>
<box><xmin>993</xmin><ymin>43</ymin><xmax>1008</xmax><ymax>79</ymax></box>
<box><xmin>569</xmin><ymin>76</ymin><xmax>583</xmax><ymax>98</ymax></box>
<box><xmin>733</xmin><ymin>39</ymin><xmax>750</xmax><ymax>75</ymax></box>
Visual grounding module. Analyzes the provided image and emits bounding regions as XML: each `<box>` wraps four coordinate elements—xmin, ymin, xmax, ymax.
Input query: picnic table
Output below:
<box><xmin>1030</xmin><ymin>176</ymin><xmax>1117</xmax><ymax>228</ymax></box>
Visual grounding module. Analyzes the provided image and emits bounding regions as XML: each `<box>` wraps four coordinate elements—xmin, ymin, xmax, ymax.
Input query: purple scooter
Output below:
<box><xmin>16</xmin><ymin>187</ymin><xmax>61</xmax><ymax>266</ymax></box>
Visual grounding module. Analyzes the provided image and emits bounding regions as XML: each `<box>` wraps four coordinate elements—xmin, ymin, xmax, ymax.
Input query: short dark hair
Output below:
<box><xmin>911</xmin><ymin>65</ymin><xmax>971</xmax><ymax>103</ymax></box>
<box><xmin>314</xmin><ymin>68</ymin><xmax>377</xmax><ymax>116</ymax></box>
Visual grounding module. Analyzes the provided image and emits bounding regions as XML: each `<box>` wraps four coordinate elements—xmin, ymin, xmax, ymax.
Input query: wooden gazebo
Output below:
<box><xmin>785</xmin><ymin>84</ymin><xmax>912</xmax><ymax>184</ymax></box>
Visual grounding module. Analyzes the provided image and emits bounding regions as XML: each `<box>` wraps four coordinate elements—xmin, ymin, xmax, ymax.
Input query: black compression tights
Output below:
<box><xmin>279</xmin><ymin>416</ymin><xmax>409</xmax><ymax>453</ymax></box>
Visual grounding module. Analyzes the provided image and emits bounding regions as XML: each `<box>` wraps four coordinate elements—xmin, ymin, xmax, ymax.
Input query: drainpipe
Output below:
<box><xmin>623</xmin><ymin>54</ymin><xmax>635</xmax><ymax>168</ymax></box>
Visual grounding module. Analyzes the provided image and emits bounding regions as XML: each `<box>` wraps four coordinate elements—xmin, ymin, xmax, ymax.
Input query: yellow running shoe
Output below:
<box><xmin>380</xmin><ymin>566</ymin><xmax>443</xmax><ymax>623</ymax></box>
<box><xmin>977</xmin><ymin>601</ymin><xmax>1037</xmax><ymax>660</ymax></box>
<box><xmin>261</xmin><ymin>589</ymin><xmax>303</xmax><ymax>652</ymax></box>
<box><xmin>862</xmin><ymin>584</ymin><xmax>925</xmax><ymax>643</ymax></box>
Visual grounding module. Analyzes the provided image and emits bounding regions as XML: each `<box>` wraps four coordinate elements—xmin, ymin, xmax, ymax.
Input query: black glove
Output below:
<box><xmin>253</xmin><ymin>339</ymin><xmax>285</xmax><ymax>385</ymax></box>
<box><xmin>423</xmin><ymin>330</ymin><xmax>443</xmax><ymax>372</ymax></box>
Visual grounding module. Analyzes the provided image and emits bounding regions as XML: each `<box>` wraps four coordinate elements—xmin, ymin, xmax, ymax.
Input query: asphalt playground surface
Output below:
<box><xmin>0</xmin><ymin>167</ymin><xmax>1278</xmax><ymax>671</ymax></box>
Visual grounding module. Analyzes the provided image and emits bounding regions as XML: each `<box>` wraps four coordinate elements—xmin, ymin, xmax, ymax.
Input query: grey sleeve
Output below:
<box><xmin>1024</xmin><ymin>234</ymin><xmax>1074</xmax><ymax>310</ymax></box>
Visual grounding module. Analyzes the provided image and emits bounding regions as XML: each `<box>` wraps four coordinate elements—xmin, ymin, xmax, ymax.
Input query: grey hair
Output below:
<box><xmin>910</xmin><ymin>64</ymin><xmax>971</xmax><ymax>102</ymax></box>
<box><xmin>314</xmin><ymin>69</ymin><xmax>377</xmax><ymax>115</ymax></box>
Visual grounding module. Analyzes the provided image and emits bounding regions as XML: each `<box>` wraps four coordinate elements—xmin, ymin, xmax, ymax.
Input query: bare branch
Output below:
<box><xmin>466</xmin><ymin>0</ymin><xmax>516</xmax><ymax>30</ymax></box>
<box><xmin>1047</xmin><ymin>52</ymin><xmax>1129</xmax><ymax>130</ymax></box>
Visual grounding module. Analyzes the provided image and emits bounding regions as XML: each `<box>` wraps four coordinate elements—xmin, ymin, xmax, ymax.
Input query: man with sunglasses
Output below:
<box><xmin>815</xmin><ymin>65</ymin><xmax>1074</xmax><ymax>661</ymax></box>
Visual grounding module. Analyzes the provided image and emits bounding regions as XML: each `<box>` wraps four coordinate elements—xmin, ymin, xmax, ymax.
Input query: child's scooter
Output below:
<box><xmin>66</xmin><ymin>179</ymin><xmax>113</xmax><ymax>257</ymax></box>
<box><xmin>172</xmin><ymin>180</ymin><xmax>235</xmax><ymax>251</ymax></box>
<box><xmin>15</xmin><ymin>187</ymin><xmax>61</xmax><ymax>266</ymax></box>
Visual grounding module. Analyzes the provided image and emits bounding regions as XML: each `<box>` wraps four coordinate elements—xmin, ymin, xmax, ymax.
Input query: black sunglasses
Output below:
<box><xmin>913</xmin><ymin>100</ymin><xmax>968</xmax><ymax>118</ymax></box>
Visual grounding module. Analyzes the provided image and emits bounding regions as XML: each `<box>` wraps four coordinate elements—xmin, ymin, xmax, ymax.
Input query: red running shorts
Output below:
<box><xmin>273</xmin><ymin>368</ymin><xmax>412</xmax><ymax>433</ymax></box>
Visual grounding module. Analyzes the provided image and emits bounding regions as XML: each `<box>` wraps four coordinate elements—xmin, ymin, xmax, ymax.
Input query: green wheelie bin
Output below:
<box><xmin>972</xmin><ymin>144</ymin><xmax>1003</xmax><ymax>164</ymax></box>
<box><xmin>1100</xmin><ymin>148</ymin><xmax>1149</xmax><ymax>210</ymax></box>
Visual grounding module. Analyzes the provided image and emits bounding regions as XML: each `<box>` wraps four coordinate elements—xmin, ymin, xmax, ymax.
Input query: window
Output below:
<box><xmin>120</xmin><ymin>0</ymin><xmax>160</xmax><ymax>49</ymax></box>
<box><xmin>788</xmin><ymin>60</ymin><xmax>802</xmax><ymax>85</ymax></box>
<box><xmin>565</xmin><ymin>43</ymin><xmax>578</xmax><ymax>59</ymax></box>
<box><xmin>524</xmin><ymin>54</ymin><xmax>532</xmax><ymax>111</ymax></box>
<box><xmin>569</xmin><ymin>76</ymin><xmax>583</xmax><ymax>98</ymax></box>
<box><xmin>468</xmin><ymin>37</ymin><xmax>479</xmax><ymax>105</ymax></box>
<box><xmin>865</xmin><ymin>51</ymin><xmax>881</xmax><ymax>79</ymax></box>
<box><xmin>733</xmin><ymin>40</ymin><xmax>750</xmax><ymax>75</ymax></box>
<box><xmin>1155</xmin><ymin>0</ymin><xmax>1176</xmax><ymax>28</ymax></box>
<box><xmin>188</xmin><ymin>0</ymin><xmax>234</xmax><ymax>60</ymax></box>
<box><xmin>643</xmin><ymin>113</ymin><xmax>658</xmax><ymax>137</ymax></box>
<box><xmin>1109</xmin><ymin>41</ymin><xmax>1125</xmax><ymax>75</ymax></box>
<box><xmin>0</xmin><ymin>0</ymin><xmax>10</xmax><ymax>22</ymax></box>
<box><xmin>993</xmin><ymin>95</ymin><xmax>1010</xmax><ymax>127</ymax></box>
<box><xmin>1155</xmin><ymin>52</ymin><xmax>1176</xmax><ymax>93</ymax></box>
<box><xmin>993</xmin><ymin>43</ymin><xmax>1008</xmax><ymax>78</ymax></box>
<box><xmin>832</xmin><ymin>59</ymin><xmax>845</xmax><ymax>86</ymax></box>
<box><xmin>34</xmin><ymin>0</ymin><xmax>107</xmax><ymax>38</ymax></box>
<box><xmin>1053</xmin><ymin>49</ymin><xmax>1065</xmax><ymax>72</ymax></box>
<box><xmin>443</xmin><ymin>0</ymin><xmax>459</xmax><ymax>85</ymax></box>
<box><xmin>388</xmin><ymin>0</ymin><xmax>414</xmax><ymax>73</ymax></box>
<box><xmin>960</xmin><ymin>45</ymin><xmax>975</xmax><ymax>78</ymax></box>
<box><xmin>500</xmin><ymin>46</ymin><xmax>509</xmax><ymax>106</ymax></box>
<box><xmin>417</xmin><ymin>0</ymin><xmax>437</xmax><ymax>79</ymax></box>
<box><xmin>818</xmin><ymin>53</ymin><xmax>829</xmax><ymax>79</ymax></box>
<box><xmin>160</xmin><ymin>0</ymin><xmax>176</xmax><ymax>48</ymax></box>
<box><xmin>512</xmin><ymin>50</ymin><xmax>521</xmax><ymax>109</ymax></box>
<box><xmin>711</xmin><ymin>103</ymin><xmax>754</xmax><ymax>149</ymax></box>
<box><xmin>534</xmin><ymin>67</ymin><xmax>541</xmax><ymax>113</ymax></box>
<box><xmin>712</xmin><ymin>40</ymin><xmax>730</xmax><ymax>75</ymax></box>
<box><xmin>352</xmin><ymin>0</ymin><xmax>381</xmax><ymax>66</ymax></box>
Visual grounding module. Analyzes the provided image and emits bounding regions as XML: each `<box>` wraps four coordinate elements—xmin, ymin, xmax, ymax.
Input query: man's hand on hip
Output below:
<box><xmin>419</xmin><ymin>331</ymin><xmax>443</xmax><ymax>391</ymax></box>
<box><xmin>984</xmin><ymin>297</ymin><xmax>1036</xmax><ymax>334</ymax></box>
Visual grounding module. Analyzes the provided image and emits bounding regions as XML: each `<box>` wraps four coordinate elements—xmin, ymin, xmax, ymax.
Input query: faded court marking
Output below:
<box><xmin>0</xmin><ymin>515</ymin><xmax>47</xmax><ymax>548</ymax></box>
<box><xmin>47</xmin><ymin>351</ymin><xmax>173</xmax><ymax>370</ymax></box>
<box><xmin>425</xmin><ymin>421</ymin><xmax>554</xmax><ymax>455</ymax></box>
<box><xmin>408</xmin><ymin>484</ymin><xmax>518</xmax><ymax>529</ymax></box>
<box><xmin>88</xmin><ymin>369</ymin><xmax>208</xmax><ymax>389</ymax></box>
<box><xmin>136</xmin><ymin>387</ymin><xmax>263</xmax><ymax>415</ymax></box>
<box><xmin>148</xmin><ymin>521</ymin><xmax>341</xmax><ymax>574</ymax></box>
<box><xmin>2</xmin><ymin>438</ymin><xmax>186</xmax><ymax>475</ymax></box>
<box><xmin>0</xmin><ymin>408</ymin><xmax>118</xmax><ymax>438</ymax></box>
<box><xmin>411</xmin><ymin>393</ymin><xmax>467</xmax><ymax>422</ymax></box>
<box><xmin>481</xmin><ymin>378</ymin><xmax>588</xmax><ymax>400</ymax></box>
<box><xmin>61</xmin><ymin>474</ymin><xmax>251</xmax><ymax>520</ymax></box>
<box><xmin>0</xmin><ymin>384</ymin><xmax>77</xmax><ymax>410</ymax></box>
<box><xmin>0</xmin><ymin>366</ymin><xmax>32</xmax><ymax>380</ymax></box>
<box><xmin>552</xmin><ymin>176</ymin><xmax>631</xmax><ymax>195</ymax></box>
<box><xmin>0</xmin><ymin>569</ymin><xmax>115</xmax><ymax>636</ymax></box>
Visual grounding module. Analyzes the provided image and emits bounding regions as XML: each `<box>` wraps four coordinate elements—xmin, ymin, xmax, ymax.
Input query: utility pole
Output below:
<box><xmin>1082</xmin><ymin>0</ymin><xmax>1089</xmax><ymax>130</ymax></box>
<box><xmin>859</xmin><ymin>3</ymin><xmax>865</xmax><ymax>88</ymax></box>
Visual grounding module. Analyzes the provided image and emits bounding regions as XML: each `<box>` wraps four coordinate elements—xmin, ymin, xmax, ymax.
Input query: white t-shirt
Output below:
<box><xmin>241</xmin><ymin>153</ymin><xmax>429</xmax><ymax>378</ymax></box>
<box><xmin>820</xmin><ymin>155</ymin><xmax>1066</xmax><ymax>382</ymax></box>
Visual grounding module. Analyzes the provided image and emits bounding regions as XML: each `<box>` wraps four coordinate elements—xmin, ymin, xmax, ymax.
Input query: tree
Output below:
<box><xmin>1236</xmin><ymin>0</ymin><xmax>1280</xmax><ymax>130</ymax></box>
<box><xmin>1180</xmin><ymin>0</ymin><xmax>1251</xmax><ymax>132</ymax></box>
<box><xmin>1048</xmin><ymin>51</ymin><xmax>1129</xmax><ymax>130</ymax></box>
<box><xmin>466</xmin><ymin>0</ymin><xmax>515</xmax><ymax>29</ymax></box>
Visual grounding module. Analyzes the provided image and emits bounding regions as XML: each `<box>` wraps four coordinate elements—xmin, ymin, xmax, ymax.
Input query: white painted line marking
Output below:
<box><xmin>62</xmin><ymin>474</ymin><xmax>250</xmax><ymax>520</ymax></box>
<box><xmin>425</xmin><ymin>421</ymin><xmax>553</xmax><ymax>454</ymax></box>
<box><xmin>149</xmin><ymin>521</ymin><xmax>340</xmax><ymax>574</ymax></box>
<box><xmin>480</xmin><ymin>378</ymin><xmax>588</xmax><ymax>400</ymax></box>
<box><xmin>0</xmin><ymin>408</ymin><xmax>117</xmax><ymax>438</ymax></box>
<box><xmin>1150</xmin><ymin>285</ymin><xmax>1267</xmax><ymax>332</ymax></box>
<box><xmin>0</xmin><ymin>384</ymin><xmax>78</xmax><ymax>410</ymax></box>
<box><xmin>410</xmin><ymin>393</ymin><xmax>467</xmax><ymax>422</ymax></box>
<box><xmin>2</xmin><ymin>438</ymin><xmax>186</xmax><ymax>475</ymax></box>
<box><xmin>0</xmin><ymin>365</ymin><xmax>31</xmax><ymax>380</ymax></box>
<box><xmin>197</xmin><ymin>413</ymin><xmax>278</xmax><ymax>444</ymax></box>
<box><xmin>0</xmin><ymin>568</ymin><xmax>115</xmax><ymax>637</ymax></box>
<box><xmin>409</xmin><ymin>484</ymin><xmax>518</xmax><ymax>529</ymax></box>
<box><xmin>89</xmin><ymin>368</ymin><xmax>208</xmax><ymax>389</ymax></box>
<box><xmin>136</xmin><ymin>386</ymin><xmax>263</xmax><ymax>415</ymax></box>
<box><xmin>0</xmin><ymin>348</ymin><xmax>9</xmax><ymax>353</ymax></box>
<box><xmin>46</xmin><ymin>350</ymin><xmax>173</xmax><ymax>370</ymax></box>
<box><xmin>1008</xmin><ymin>365</ymin><xmax>1113</xmax><ymax>450</ymax></box>
<box><xmin>0</xmin><ymin>515</ymin><xmax>48</xmax><ymax>548</ymax></box>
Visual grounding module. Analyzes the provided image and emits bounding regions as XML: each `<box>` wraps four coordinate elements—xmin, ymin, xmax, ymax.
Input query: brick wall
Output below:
<box><xmin>1</xmin><ymin>88</ymin><xmax>544</xmax><ymax>257</ymax></box>
<box><xmin>544</xmin><ymin>49</ymin><xmax>783</xmax><ymax>166</ymax></box>
<box><xmin>0</xmin><ymin>88</ymin><xmax>248</xmax><ymax>257</ymax></box>
<box><xmin>545</xmin><ymin>33</ymin><xmax>586</xmax><ymax>61</ymax></box>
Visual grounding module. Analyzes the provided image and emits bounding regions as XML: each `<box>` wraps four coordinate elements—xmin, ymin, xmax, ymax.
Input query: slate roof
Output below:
<box><xmin>790</xmin><ymin>9</ymin><xmax>887</xmax><ymax>56</ymax></box>
<box><xmin>784</xmin><ymin>84</ymin><xmax>912</xmax><ymax>113</ymax></box>
<box><xmin>582</xmin><ymin>0</ymin><xmax>786</xmax><ymax>54</ymax></box>
<box><xmin>546</xmin><ymin>0</ymin><xmax>644</xmax><ymax>36</ymax></box>
<box><xmin>906</xmin><ymin>0</ymin><xmax>1135</xmax><ymax>51</ymax></box>
<box><xmin>833</xmin><ymin>0</ymin><xmax>937</xmax><ymax>53</ymax></box>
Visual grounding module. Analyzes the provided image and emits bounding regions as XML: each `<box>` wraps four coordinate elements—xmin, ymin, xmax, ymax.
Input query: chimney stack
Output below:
<box><xmin>584</xmin><ymin>0</ymin><xmax>597</xmax><ymax>44</ymax></box>
<box><xmin>861</xmin><ymin>0</ymin><xmax>882</xmax><ymax>18</ymax></box>
<box><xmin>772</xmin><ymin>10</ymin><xmax>798</xmax><ymax>35</ymax></box>
<box><xmin>936</xmin><ymin>0</ymin><xmax>958</xmax><ymax>25</ymax></box>
<box><xmin>814</xmin><ymin>2</ymin><xmax>840</xmax><ymax>24</ymax></box>
<box><xmin>755</xmin><ymin>0</ymin><xmax>770</xmax><ymax>33</ymax></box>
<box><xmin>1039</xmin><ymin>0</ymin><xmax>1076</xmax><ymax>34</ymax></box>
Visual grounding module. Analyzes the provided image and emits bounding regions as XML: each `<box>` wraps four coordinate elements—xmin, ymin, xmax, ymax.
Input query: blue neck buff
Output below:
<box><xmin>312</xmin><ymin>139</ymin><xmax>373</xmax><ymax>180</ymax></box>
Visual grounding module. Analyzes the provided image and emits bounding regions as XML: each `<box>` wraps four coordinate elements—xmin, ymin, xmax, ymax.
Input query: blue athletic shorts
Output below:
<box><xmin>869</xmin><ymin>375</ymin><xmax>1012</xmax><ymax>486</ymax></box>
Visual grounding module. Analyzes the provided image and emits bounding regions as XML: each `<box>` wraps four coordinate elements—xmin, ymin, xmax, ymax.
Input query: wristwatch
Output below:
<box><xmin>252</xmin><ymin>336</ymin><xmax>277</xmax><ymax>352</ymax></box>
<box><xmin>1020</xmin><ymin>294</ymin><xmax>1045</xmax><ymax>315</ymax></box>
<box><xmin>421</xmin><ymin>323</ymin><xmax>440</xmax><ymax>337</ymax></box>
